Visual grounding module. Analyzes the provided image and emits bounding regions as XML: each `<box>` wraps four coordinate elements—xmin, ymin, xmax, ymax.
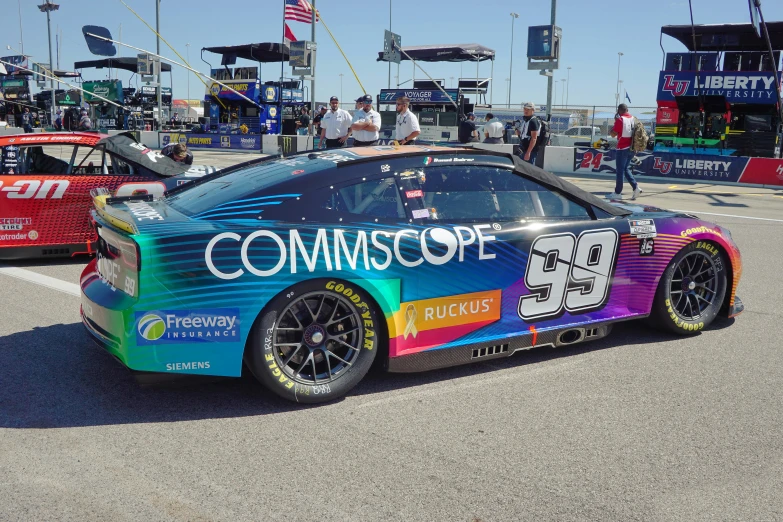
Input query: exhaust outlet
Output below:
<box><xmin>557</xmin><ymin>328</ymin><xmax>584</xmax><ymax>345</ymax></box>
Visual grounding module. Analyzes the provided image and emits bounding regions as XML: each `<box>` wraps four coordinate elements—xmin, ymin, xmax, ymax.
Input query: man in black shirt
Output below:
<box><xmin>458</xmin><ymin>112</ymin><xmax>479</xmax><ymax>143</ymax></box>
<box><xmin>312</xmin><ymin>105</ymin><xmax>327</xmax><ymax>135</ymax></box>
<box><xmin>515</xmin><ymin>102</ymin><xmax>540</xmax><ymax>164</ymax></box>
<box><xmin>296</xmin><ymin>106</ymin><xmax>311</xmax><ymax>135</ymax></box>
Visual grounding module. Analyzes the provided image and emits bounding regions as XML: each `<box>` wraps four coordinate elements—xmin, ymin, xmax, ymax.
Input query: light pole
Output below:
<box><xmin>553</xmin><ymin>75</ymin><xmax>557</xmax><ymax>108</ymax></box>
<box><xmin>155</xmin><ymin>0</ymin><xmax>162</xmax><ymax>130</ymax></box>
<box><xmin>339</xmin><ymin>73</ymin><xmax>343</xmax><ymax>106</ymax></box>
<box><xmin>185</xmin><ymin>43</ymin><xmax>190</xmax><ymax>116</ymax></box>
<box><xmin>566</xmin><ymin>66</ymin><xmax>571</xmax><ymax>107</ymax></box>
<box><xmin>505</xmin><ymin>78</ymin><xmax>511</xmax><ymax>106</ymax></box>
<box><xmin>618</xmin><ymin>80</ymin><xmax>624</xmax><ymax>105</ymax></box>
<box><xmin>508</xmin><ymin>12</ymin><xmax>519</xmax><ymax>108</ymax></box>
<box><xmin>37</xmin><ymin>0</ymin><xmax>59</xmax><ymax>127</ymax></box>
<box><xmin>561</xmin><ymin>78</ymin><xmax>566</xmax><ymax>106</ymax></box>
<box><xmin>615</xmin><ymin>52</ymin><xmax>623</xmax><ymax>107</ymax></box>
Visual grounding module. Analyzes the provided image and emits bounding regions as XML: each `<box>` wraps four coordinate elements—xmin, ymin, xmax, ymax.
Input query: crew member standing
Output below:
<box><xmin>516</xmin><ymin>102</ymin><xmax>540</xmax><ymax>164</ymax></box>
<box><xmin>483</xmin><ymin>113</ymin><xmax>505</xmax><ymax>144</ymax></box>
<box><xmin>296</xmin><ymin>106</ymin><xmax>311</xmax><ymax>136</ymax></box>
<box><xmin>395</xmin><ymin>96</ymin><xmax>420</xmax><ymax>145</ymax></box>
<box><xmin>350</xmin><ymin>94</ymin><xmax>381</xmax><ymax>147</ymax></box>
<box><xmin>78</xmin><ymin>109</ymin><xmax>93</xmax><ymax>131</ymax></box>
<box><xmin>312</xmin><ymin>105</ymin><xmax>327</xmax><ymax>135</ymax></box>
<box><xmin>458</xmin><ymin>112</ymin><xmax>479</xmax><ymax>143</ymax></box>
<box><xmin>21</xmin><ymin>108</ymin><xmax>33</xmax><ymax>133</ymax></box>
<box><xmin>319</xmin><ymin>96</ymin><xmax>352</xmax><ymax>149</ymax></box>
<box><xmin>608</xmin><ymin>103</ymin><xmax>642</xmax><ymax>200</ymax></box>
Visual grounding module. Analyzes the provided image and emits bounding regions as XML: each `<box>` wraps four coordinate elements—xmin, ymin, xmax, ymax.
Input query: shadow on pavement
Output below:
<box><xmin>0</xmin><ymin>319</ymin><xmax>729</xmax><ymax>429</ymax></box>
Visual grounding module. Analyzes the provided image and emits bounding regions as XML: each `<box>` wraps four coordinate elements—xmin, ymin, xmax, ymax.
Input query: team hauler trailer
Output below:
<box><xmin>655</xmin><ymin>22</ymin><xmax>783</xmax><ymax>158</ymax></box>
<box><xmin>200</xmin><ymin>43</ymin><xmax>305</xmax><ymax>139</ymax></box>
<box><xmin>74</xmin><ymin>57</ymin><xmax>174</xmax><ymax>130</ymax></box>
<box><xmin>375</xmin><ymin>43</ymin><xmax>495</xmax><ymax>142</ymax></box>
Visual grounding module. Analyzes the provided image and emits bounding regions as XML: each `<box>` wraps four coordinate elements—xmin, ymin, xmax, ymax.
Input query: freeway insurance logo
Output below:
<box><xmin>138</xmin><ymin>313</ymin><xmax>166</xmax><ymax>341</ymax></box>
<box><xmin>135</xmin><ymin>309</ymin><xmax>240</xmax><ymax>345</ymax></box>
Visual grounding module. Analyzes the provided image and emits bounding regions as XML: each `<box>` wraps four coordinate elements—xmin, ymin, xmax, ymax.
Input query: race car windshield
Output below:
<box><xmin>166</xmin><ymin>160</ymin><xmax>321</xmax><ymax>215</ymax></box>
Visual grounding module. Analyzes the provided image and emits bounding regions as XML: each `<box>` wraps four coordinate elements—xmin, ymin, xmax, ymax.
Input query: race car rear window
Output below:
<box><xmin>419</xmin><ymin>166</ymin><xmax>590</xmax><ymax>221</ymax></box>
<box><xmin>166</xmin><ymin>159</ymin><xmax>326</xmax><ymax>216</ymax></box>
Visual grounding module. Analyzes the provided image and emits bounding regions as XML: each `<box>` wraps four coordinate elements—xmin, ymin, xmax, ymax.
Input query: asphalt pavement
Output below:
<box><xmin>1</xmin><ymin>154</ymin><xmax>782</xmax><ymax>521</ymax></box>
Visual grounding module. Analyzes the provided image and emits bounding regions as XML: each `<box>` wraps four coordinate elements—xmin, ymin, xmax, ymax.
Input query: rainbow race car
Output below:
<box><xmin>80</xmin><ymin>146</ymin><xmax>744</xmax><ymax>403</ymax></box>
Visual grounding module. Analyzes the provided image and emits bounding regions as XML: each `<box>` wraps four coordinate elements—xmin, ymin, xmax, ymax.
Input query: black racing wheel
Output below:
<box><xmin>648</xmin><ymin>240</ymin><xmax>728</xmax><ymax>335</ymax></box>
<box><xmin>245</xmin><ymin>278</ymin><xmax>380</xmax><ymax>403</ymax></box>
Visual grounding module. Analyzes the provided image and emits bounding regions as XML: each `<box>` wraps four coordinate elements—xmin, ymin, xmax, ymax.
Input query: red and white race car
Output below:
<box><xmin>0</xmin><ymin>132</ymin><xmax>217</xmax><ymax>260</ymax></box>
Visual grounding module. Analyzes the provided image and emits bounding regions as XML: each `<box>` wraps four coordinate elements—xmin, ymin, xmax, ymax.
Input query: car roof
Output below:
<box><xmin>0</xmin><ymin>132</ymin><xmax>103</xmax><ymax>147</ymax></box>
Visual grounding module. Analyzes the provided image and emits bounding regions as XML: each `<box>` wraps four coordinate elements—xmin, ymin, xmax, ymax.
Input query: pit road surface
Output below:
<box><xmin>1</xmin><ymin>159</ymin><xmax>782</xmax><ymax>521</ymax></box>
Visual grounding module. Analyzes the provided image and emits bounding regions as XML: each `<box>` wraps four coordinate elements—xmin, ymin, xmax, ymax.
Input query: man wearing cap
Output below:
<box><xmin>161</xmin><ymin>142</ymin><xmax>194</xmax><ymax>165</ymax></box>
<box><xmin>395</xmin><ymin>96</ymin><xmax>420</xmax><ymax>145</ymax></box>
<box><xmin>351</xmin><ymin>95</ymin><xmax>381</xmax><ymax>147</ymax></box>
<box><xmin>515</xmin><ymin>102</ymin><xmax>541</xmax><ymax>164</ymax></box>
<box><xmin>458</xmin><ymin>112</ymin><xmax>479</xmax><ymax>144</ymax></box>
<box><xmin>319</xmin><ymin>96</ymin><xmax>352</xmax><ymax>149</ymax></box>
<box><xmin>312</xmin><ymin>105</ymin><xmax>327</xmax><ymax>135</ymax></box>
<box><xmin>483</xmin><ymin>113</ymin><xmax>505</xmax><ymax>144</ymax></box>
<box><xmin>78</xmin><ymin>109</ymin><xmax>93</xmax><ymax>131</ymax></box>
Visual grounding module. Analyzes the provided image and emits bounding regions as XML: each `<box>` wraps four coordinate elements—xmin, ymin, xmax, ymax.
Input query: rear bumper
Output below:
<box><xmin>80</xmin><ymin>259</ymin><xmax>135</xmax><ymax>366</ymax></box>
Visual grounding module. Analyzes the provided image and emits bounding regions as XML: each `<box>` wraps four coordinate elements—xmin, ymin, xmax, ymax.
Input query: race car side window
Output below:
<box><xmin>410</xmin><ymin>165</ymin><xmax>591</xmax><ymax>222</ymax></box>
<box><xmin>321</xmin><ymin>176</ymin><xmax>406</xmax><ymax>220</ymax></box>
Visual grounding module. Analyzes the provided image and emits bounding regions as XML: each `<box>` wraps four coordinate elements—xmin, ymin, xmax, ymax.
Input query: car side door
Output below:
<box><xmin>403</xmin><ymin>163</ymin><xmax>631</xmax><ymax>340</ymax></box>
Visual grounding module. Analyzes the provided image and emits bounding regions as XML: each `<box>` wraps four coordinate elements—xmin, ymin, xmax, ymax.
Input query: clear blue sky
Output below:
<box><xmin>6</xmin><ymin>0</ymin><xmax>783</xmax><ymax>110</ymax></box>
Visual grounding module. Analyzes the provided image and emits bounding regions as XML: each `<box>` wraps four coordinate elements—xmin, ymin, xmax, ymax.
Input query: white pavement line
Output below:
<box><xmin>0</xmin><ymin>266</ymin><xmax>80</xmax><ymax>297</ymax></box>
<box><xmin>670</xmin><ymin>210</ymin><xmax>783</xmax><ymax>223</ymax></box>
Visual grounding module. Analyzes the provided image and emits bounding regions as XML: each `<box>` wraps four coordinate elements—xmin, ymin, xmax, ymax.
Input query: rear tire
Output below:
<box><xmin>648</xmin><ymin>240</ymin><xmax>727</xmax><ymax>335</ymax></box>
<box><xmin>245</xmin><ymin>278</ymin><xmax>380</xmax><ymax>403</ymax></box>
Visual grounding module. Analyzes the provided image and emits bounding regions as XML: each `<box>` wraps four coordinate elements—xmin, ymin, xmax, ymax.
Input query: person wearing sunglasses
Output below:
<box><xmin>351</xmin><ymin>94</ymin><xmax>381</xmax><ymax>147</ymax></box>
<box><xmin>395</xmin><ymin>97</ymin><xmax>420</xmax><ymax>145</ymax></box>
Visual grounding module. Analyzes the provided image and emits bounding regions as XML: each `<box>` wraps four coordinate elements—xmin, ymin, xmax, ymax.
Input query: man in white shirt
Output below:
<box><xmin>350</xmin><ymin>94</ymin><xmax>381</xmax><ymax>146</ymax></box>
<box><xmin>483</xmin><ymin>113</ymin><xmax>505</xmax><ymax>144</ymax></box>
<box><xmin>319</xmin><ymin>96</ymin><xmax>353</xmax><ymax>149</ymax></box>
<box><xmin>394</xmin><ymin>96</ymin><xmax>420</xmax><ymax>145</ymax></box>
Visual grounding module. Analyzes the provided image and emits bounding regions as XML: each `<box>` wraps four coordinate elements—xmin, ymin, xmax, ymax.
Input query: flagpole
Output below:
<box><xmin>280</xmin><ymin>0</ymin><xmax>286</xmax><ymax>135</ymax></box>
<box><xmin>310</xmin><ymin>0</ymin><xmax>316</xmax><ymax>133</ymax></box>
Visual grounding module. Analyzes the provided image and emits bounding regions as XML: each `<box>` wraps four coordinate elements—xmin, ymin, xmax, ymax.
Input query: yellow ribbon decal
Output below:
<box><xmin>403</xmin><ymin>304</ymin><xmax>418</xmax><ymax>339</ymax></box>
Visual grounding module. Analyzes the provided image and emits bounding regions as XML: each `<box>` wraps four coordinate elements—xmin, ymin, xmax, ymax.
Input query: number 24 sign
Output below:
<box><xmin>518</xmin><ymin>229</ymin><xmax>619</xmax><ymax>321</ymax></box>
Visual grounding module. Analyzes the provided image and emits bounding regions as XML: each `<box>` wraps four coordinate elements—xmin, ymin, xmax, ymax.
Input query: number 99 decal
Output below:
<box><xmin>518</xmin><ymin>229</ymin><xmax>619</xmax><ymax>321</ymax></box>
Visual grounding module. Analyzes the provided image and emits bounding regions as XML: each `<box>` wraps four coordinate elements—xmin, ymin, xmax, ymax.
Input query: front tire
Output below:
<box><xmin>246</xmin><ymin>278</ymin><xmax>380</xmax><ymax>403</ymax></box>
<box><xmin>648</xmin><ymin>240</ymin><xmax>728</xmax><ymax>335</ymax></box>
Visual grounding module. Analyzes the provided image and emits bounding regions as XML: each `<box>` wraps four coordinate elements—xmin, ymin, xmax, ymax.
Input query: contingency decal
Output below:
<box><xmin>629</xmin><ymin>219</ymin><xmax>657</xmax><ymax>238</ymax></box>
<box><xmin>518</xmin><ymin>229</ymin><xmax>619</xmax><ymax>321</ymax></box>
<box><xmin>389</xmin><ymin>289</ymin><xmax>502</xmax><ymax>356</ymax></box>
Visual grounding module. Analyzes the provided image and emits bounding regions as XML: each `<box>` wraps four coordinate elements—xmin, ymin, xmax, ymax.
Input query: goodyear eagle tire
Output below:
<box><xmin>648</xmin><ymin>240</ymin><xmax>728</xmax><ymax>335</ymax></box>
<box><xmin>246</xmin><ymin>278</ymin><xmax>380</xmax><ymax>403</ymax></box>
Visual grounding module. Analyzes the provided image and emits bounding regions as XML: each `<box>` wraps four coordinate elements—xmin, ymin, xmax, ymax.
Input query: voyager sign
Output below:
<box><xmin>379</xmin><ymin>89</ymin><xmax>459</xmax><ymax>105</ymax></box>
<box><xmin>657</xmin><ymin>71</ymin><xmax>782</xmax><ymax>104</ymax></box>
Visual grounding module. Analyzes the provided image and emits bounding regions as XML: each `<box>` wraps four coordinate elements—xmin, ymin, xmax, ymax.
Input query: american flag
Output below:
<box><xmin>284</xmin><ymin>0</ymin><xmax>318</xmax><ymax>23</ymax></box>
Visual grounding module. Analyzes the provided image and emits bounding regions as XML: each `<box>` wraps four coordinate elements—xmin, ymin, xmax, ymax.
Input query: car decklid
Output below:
<box><xmin>95</xmin><ymin>194</ymin><xmax>189</xmax><ymax>234</ymax></box>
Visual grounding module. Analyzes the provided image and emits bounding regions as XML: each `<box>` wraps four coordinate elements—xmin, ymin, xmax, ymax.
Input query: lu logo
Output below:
<box><xmin>653</xmin><ymin>157</ymin><xmax>673</xmax><ymax>174</ymax></box>
<box><xmin>662</xmin><ymin>75</ymin><xmax>691</xmax><ymax>96</ymax></box>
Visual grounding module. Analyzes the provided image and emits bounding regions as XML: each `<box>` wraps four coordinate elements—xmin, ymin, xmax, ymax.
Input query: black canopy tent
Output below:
<box><xmin>201</xmin><ymin>43</ymin><xmax>290</xmax><ymax>63</ymax></box>
<box><xmin>74</xmin><ymin>57</ymin><xmax>173</xmax><ymax>73</ymax></box>
<box><xmin>661</xmin><ymin>22</ymin><xmax>783</xmax><ymax>52</ymax></box>
<box><xmin>375</xmin><ymin>43</ymin><xmax>495</xmax><ymax>63</ymax></box>
<box><xmin>376</xmin><ymin>43</ymin><xmax>496</xmax><ymax>107</ymax></box>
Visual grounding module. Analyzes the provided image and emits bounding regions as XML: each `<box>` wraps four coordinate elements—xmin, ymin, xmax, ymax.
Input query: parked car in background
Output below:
<box><xmin>550</xmin><ymin>126</ymin><xmax>617</xmax><ymax>147</ymax></box>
